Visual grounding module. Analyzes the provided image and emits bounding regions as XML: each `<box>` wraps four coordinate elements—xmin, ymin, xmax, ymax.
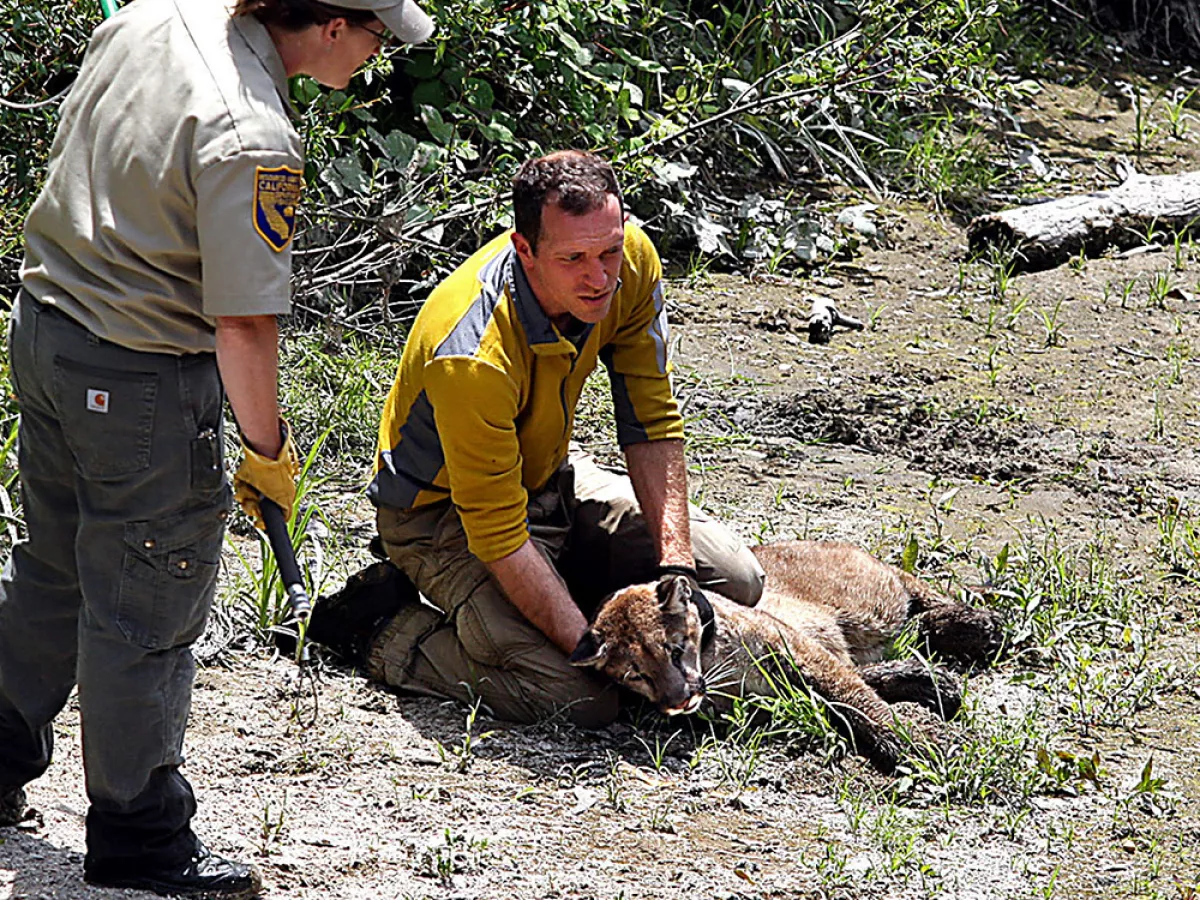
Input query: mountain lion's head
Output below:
<box><xmin>568</xmin><ymin>575</ymin><xmax>707</xmax><ymax>715</ymax></box>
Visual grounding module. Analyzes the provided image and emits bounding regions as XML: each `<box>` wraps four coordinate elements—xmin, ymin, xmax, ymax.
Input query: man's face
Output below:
<box><xmin>512</xmin><ymin>193</ymin><xmax>625</xmax><ymax>328</ymax></box>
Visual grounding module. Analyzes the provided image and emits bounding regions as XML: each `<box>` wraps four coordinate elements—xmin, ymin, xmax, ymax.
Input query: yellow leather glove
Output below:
<box><xmin>233</xmin><ymin>419</ymin><xmax>301</xmax><ymax>529</ymax></box>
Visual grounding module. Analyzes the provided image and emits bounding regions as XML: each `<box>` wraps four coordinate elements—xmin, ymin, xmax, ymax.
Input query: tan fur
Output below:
<box><xmin>569</xmin><ymin>540</ymin><xmax>1002</xmax><ymax>771</ymax></box>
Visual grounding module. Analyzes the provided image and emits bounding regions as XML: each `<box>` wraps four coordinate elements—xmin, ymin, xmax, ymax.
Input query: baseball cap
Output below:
<box><xmin>331</xmin><ymin>0</ymin><xmax>435</xmax><ymax>43</ymax></box>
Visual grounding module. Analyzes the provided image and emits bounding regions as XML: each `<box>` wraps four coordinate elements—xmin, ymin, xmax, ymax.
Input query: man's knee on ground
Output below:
<box><xmin>563</xmin><ymin>687</ymin><xmax>619</xmax><ymax>729</ymax></box>
<box><xmin>706</xmin><ymin>545</ymin><xmax>765</xmax><ymax>607</ymax></box>
<box><xmin>514</xmin><ymin>664</ymin><xmax>619</xmax><ymax>729</ymax></box>
<box><xmin>473</xmin><ymin>668</ymin><xmax>619</xmax><ymax>730</ymax></box>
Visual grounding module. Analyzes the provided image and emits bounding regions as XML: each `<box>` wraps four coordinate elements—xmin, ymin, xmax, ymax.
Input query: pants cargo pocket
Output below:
<box><xmin>118</xmin><ymin>506</ymin><xmax>225</xmax><ymax>650</ymax></box>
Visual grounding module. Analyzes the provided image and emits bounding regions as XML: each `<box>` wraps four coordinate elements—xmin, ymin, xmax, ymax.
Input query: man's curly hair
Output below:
<box><xmin>512</xmin><ymin>151</ymin><xmax>623</xmax><ymax>254</ymax></box>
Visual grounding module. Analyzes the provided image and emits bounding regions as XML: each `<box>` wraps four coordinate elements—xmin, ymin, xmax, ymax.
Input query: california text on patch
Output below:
<box><xmin>253</xmin><ymin>165</ymin><xmax>303</xmax><ymax>252</ymax></box>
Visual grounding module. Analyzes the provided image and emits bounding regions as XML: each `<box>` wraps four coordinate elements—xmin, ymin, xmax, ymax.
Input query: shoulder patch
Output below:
<box><xmin>252</xmin><ymin>165</ymin><xmax>303</xmax><ymax>252</ymax></box>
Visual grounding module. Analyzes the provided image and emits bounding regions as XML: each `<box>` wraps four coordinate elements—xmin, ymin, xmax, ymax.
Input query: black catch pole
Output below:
<box><xmin>260</xmin><ymin>498</ymin><xmax>312</xmax><ymax>661</ymax></box>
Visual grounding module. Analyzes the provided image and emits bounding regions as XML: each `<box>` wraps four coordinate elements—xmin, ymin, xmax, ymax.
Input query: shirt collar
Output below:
<box><xmin>231</xmin><ymin>12</ymin><xmax>299</xmax><ymax>119</ymax></box>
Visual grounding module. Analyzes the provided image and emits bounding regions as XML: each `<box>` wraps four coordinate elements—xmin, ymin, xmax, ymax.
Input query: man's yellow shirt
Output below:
<box><xmin>369</xmin><ymin>223</ymin><xmax>684</xmax><ymax>563</ymax></box>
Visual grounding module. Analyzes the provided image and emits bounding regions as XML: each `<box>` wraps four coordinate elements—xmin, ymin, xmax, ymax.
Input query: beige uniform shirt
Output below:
<box><xmin>20</xmin><ymin>0</ymin><xmax>302</xmax><ymax>355</ymax></box>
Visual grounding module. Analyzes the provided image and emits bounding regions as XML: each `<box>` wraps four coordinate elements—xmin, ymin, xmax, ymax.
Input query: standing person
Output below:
<box><xmin>0</xmin><ymin>0</ymin><xmax>432</xmax><ymax>897</ymax></box>
<box><xmin>335</xmin><ymin>150</ymin><xmax>766</xmax><ymax>728</ymax></box>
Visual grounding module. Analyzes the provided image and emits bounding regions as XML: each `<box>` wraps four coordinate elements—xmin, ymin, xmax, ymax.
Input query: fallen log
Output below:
<box><xmin>967</xmin><ymin>170</ymin><xmax>1200</xmax><ymax>271</ymax></box>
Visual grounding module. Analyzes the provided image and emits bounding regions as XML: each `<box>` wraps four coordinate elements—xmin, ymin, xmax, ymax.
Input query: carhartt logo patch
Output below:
<box><xmin>253</xmin><ymin>165</ymin><xmax>303</xmax><ymax>252</ymax></box>
<box><xmin>86</xmin><ymin>389</ymin><xmax>109</xmax><ymax>413</ymax></box>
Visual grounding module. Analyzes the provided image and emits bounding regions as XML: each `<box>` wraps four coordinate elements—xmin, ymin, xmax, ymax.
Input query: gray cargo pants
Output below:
<box><xmin>0</xmin><ymin>292</ymin><xmax>229</xmax><ymax>870</ymax></box>
<box><xmin>370</xmin><ymin>449</ymin><xmax>765</xmax><ymax>728</ymax></box>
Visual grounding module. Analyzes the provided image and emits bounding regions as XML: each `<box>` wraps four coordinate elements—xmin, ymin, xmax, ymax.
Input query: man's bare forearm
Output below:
<box><xmin>215</xmin><ymin>314</ymin><xmax>281</xmax><ymax>456</ymax></box>
<box><xmin>625</xmin><ymin>438</ymin><xmax>694</xmax><ymax>568</ymax></box>
<box><xmin>486</xmin><ymin>540</ymin><xmax>587</xmax><ymax>654</ymax></box>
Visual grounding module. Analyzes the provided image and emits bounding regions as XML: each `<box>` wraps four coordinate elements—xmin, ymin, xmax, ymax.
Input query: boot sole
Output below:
<box><xmin>84</xmin><ymin>870</ymin><xmax>262</xmax><ymax>899</ymax></box>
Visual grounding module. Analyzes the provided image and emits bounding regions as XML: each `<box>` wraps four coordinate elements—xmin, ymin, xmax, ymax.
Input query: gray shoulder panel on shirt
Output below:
<box><xmin>433</xmin><ymin>251</ymin><xmax>509</xmax><ymax>359</ymax></box>
<box><xmin>368</xmin><ymin>390</ymin><xmax>450</xmax><ymax>509</ymax></box>
<box><xmin>600</xmin><ymin>345</ymin><xmax>651</xmax><ymax>446</ymax></box>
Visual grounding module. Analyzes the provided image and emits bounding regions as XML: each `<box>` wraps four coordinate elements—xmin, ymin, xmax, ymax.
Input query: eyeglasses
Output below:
<box><xmin>353</xmin><ymin>21</ymin><xmax>393</xmax><ymax>47</ymax></box>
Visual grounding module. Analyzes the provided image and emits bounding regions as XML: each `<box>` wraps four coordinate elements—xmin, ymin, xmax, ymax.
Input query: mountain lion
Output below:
<box><xmin>568</xmin><ymin>540</ymin><xmax>1003</xmax><ymax>771</ymax></box>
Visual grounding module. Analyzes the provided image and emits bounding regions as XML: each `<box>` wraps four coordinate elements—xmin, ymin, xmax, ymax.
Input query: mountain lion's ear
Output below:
<box><xmin>656</xmin><ymin>574</ymin><xmax>691</xmax><ymax>616</ymax></box>
<box><xmin>568</xmin><ymin>630</ymin><xmax>609</xmax><ymax>667</ymax></box>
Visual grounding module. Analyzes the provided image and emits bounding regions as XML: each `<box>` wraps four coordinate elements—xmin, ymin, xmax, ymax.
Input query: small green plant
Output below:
<box><xmin>1113</xmin><ymin>757</ymin><xmax>1177</xmax><ymax>834</ymax></box>
<box><xmin>1120</xmin><ymin>278</ymin><xmax>1138</xmax><ymax>308</ymax></box>
<box><xmin>982</xmin><ymin>520</ymin><xmax>1177</xmax><ymax>742</ymax></box>
<box><xmin>1158</xmin><ymin>501</ymin><xmax>1200</xmax><ymax>578</ymax></box>
<box><xmin>804</xmin><ymin>838</ymin><xmax>852</xmax><ymax>886</ymax></box>
<box><xmin>985</xmin><ymin>343</ymin><xmax>1002</xmax><ymax>387</ymax></box>
<box><xmin>994</xmin><ymin>806</ymin><xmax>1032</xmax><ymax>840</ymax></box>
<box><xmin>1125</xmin><ymin>81</ymin><xmax>1160</xmax><ymax>155</ymax></box>
<box><xmin>1171</xmin><ymin>225</ymin><xmax>1196</xmax><ymax>272</ymax></box>
<box><xmin>1006</xmin><ymin>294</ymin><xmax>1030</xmax><ymax>331</ymax></box>
<box><xmin>988</xmin><ymin>248</ymin><xmax>1017</xmax><ymax>303</ymax></box>
<box><xmin>635</xmin><ymin>730</ymin><xmax>682</xmax><ymax>773</ymax></box>
<box><xmin>1039</xmin><ymin>863</ymin><xmax>1061</xmax><ymax>900</ymax></box>
<box><xmin>434</xmin><ymin>699</ymin><xmax>495</xmax><ymax>773</ymax></box>
<box><xmin>1161</xmin><ymin>86</ymin><xmax>1198</xmax><ymax>140</ymax></box>
<box><xmin>899</xmin><ymin>533</ymin><xmax>920</xmax><ymax>574</ymax></box>
<box><xmin>1068</xmin><ymin>245</ymin><xmax>1087</xmax><ymax>274</ymax></box>
<box><xmin>1040</xmin><ymin>298</ymin><xmax>1065</xmax><ymax>347</ymax></box>
<box><xmin>0</xmin><ymin>415</ymin><xmax>18</xmax><ymax>495</ymax></box>
<box><xmin>408</xmin><ymin>783</ymin><xmax>437</xmax><ymax>801</ymax></box>
<box><xmin>900</xmin><ymin>114</ymin><xmax>1002</xmax><ymax>209</ymax></box>
<box><xmin>256</xmin><ymin>792</ymin><xmax>287</xmax><ymax>857</ymax></box>
<box><xmin>867</xmin><ymin>804</ymin><xmax>929</xmax><ymax>877</ymax></box>
<box><xmin>983</xmin><ymin>302</ymin><xmax>1001</xmax><ymax>338</ymax></box>
<box><xmin>419</xmin><ymin>828</ymin><xmax>490</xmax><ymax>884</ymax></box>
<box><xmin>1035</xmin><ymin>746</ymin><xmax>1103</xmax><ymax>793</ymax></box>
<box><xmin>645</xmin><ymin>800</ymin><xmax>677</xmax><ymax>834</ymax></box>
<box><xmin>1166</xmin><ymin>340</ymin><xmax>1189</xmax><ymax>385</ymax></box>
<box><xmin>277</xmin><ymin>333</ymin><xmax>399</xmax><ymax>466</ymax></box>
<box><xmin>1148</xmin><ymin>271</ymin><xmax>1173</xmax><ymax>309</ymax></box>
<box><xmin>895</xmin><ymin>699</ymin><xmax>1058</xmax><ymax>806</ymax></box>
<box><xmin>706</xmin><ymin>643</ymin><xmax>856</xmax><ymax>781</ymax></box>
<box><xmin>694</xmin><ymin>711</ymin><xmax>770</xmax><ymax>793</ymax></box>
<box><xmin>867</xmin><ymin>303</ymin><xmax>887</xmax><ymax>330</ymax></box>
<box><xmin>604</xmin><ymin>751</ymin><xmax>627</xmax><ymax>812</ymax></box>
<box><xmin>954</xmin><ymin>261</ymin><xmax>971</xmax><ymax>294</ymax></box>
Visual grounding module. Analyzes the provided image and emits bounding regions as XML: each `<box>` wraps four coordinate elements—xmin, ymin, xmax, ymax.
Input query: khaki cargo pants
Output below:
<box><xmin>369</xmin><ymin>449</ymin><xmax>765</xmax><ymax>728</ymax></box>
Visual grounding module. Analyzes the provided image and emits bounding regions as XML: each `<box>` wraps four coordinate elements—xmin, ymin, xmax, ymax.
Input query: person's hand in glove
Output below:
<box><xmin>233</xmin><ymin>419</ymin><xmax>301</xmax><ymax>528</ymax></box>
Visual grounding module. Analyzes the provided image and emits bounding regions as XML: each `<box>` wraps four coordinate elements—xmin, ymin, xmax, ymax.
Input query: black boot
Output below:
<box><xmin>85</xmin><ymin>842</ymin><xmax>262</xmax><ymax>898</ymax></box>
<box><xmin>282</xmin><ymin>561</ymin><xmax>418</xmax><ymax>665</ymax></box>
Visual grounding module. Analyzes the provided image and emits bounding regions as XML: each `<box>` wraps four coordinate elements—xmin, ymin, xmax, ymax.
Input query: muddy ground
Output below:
<box><xmin>4</xmin><ymin>77</ymin><xmax>1200</xmax><ymax>899</ymax></box>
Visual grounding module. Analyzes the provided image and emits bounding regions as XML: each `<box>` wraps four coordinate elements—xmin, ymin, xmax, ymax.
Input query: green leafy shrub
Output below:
<box><xmin>1</xmin><ymin>0</ymin><xmax>1089</xmax><ymax>311</ymax></box>
<box><xmin>0</xmin><ymin>0</ymin><xmax>101</xmax><ymax>285</ymax></box>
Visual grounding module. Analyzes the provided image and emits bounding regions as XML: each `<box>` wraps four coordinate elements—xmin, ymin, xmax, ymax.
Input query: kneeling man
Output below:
<box><xmin>358</xmin><ymin>151</ymin><xmax>764</xmax><ymax>726</ymax></box>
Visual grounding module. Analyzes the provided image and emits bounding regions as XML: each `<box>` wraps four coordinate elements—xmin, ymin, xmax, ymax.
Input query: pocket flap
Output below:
<box><xmin>125</xmin><ymin>505</ymin><xmax>226</xmax><ymax>557</ymax></box>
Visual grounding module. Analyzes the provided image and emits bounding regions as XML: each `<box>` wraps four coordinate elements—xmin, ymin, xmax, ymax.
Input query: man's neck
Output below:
<box><xmin>512</xmin><ymin>250</ymin><xmax>576</xmax><ymax>335</ymax></box>
<box><xmin>556</xmin><ymin>314</ymin><xmax>587</xmax><ymax>341</ymax></box>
